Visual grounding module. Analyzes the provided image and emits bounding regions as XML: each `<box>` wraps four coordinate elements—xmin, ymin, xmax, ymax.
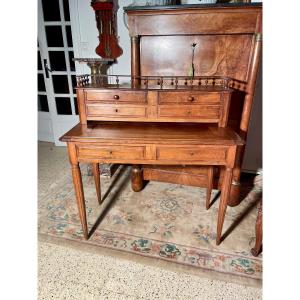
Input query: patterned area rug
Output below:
<box><xmin>38</xmin><ymin>166</ymin><xmax>262</xmax><ymax>279</ymax></box>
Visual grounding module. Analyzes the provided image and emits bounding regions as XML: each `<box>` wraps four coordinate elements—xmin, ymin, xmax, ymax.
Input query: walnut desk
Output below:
<box><xmin>60</xmin><ymin>122</ymin><xmax>244</xmax><ymax>245</ymax></box>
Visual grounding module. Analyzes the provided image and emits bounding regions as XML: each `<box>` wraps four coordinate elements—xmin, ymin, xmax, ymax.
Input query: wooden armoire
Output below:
<box><xmin>124</xmin><ymin>3</ymin><xmax>262</xmax><ymax>207</ymax></box>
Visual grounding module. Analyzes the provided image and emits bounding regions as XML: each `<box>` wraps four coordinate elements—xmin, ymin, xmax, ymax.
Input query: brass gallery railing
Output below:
<box><xmin>76</xmin><ymin>74</ymin><xmax>237</xmax><ymax>90</ymax></box>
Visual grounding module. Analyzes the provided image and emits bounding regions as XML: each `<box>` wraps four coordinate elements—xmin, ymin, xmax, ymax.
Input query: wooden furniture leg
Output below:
<box><xmin>227</xmin><ymin>146</ymin><xmax>244</xmax><ymax>207</ymax></box>
<box><xmin>92</xmin><ymin>163</ymin><xmax>101</xmax><ymax>204</ymax></box>
<box><xmin>206</xmin><ymin>166</ymin><xmax>214</xmax><ymax>210</ymax></box>
<box><xmin>216</xmin><ymin>167</ymin><xmax>233</xmax><ymax>245</ymax></box>
<box><xmin>68</xmin><ymin>143</ymin><xmax>88</xmax><ymax>240</ymax></box>
<box><xmin>228</xmin><ymin>34</ymin><xmax>262</xmax><ymax>208</ymax></box>
<box><xmin>251</xmin><ymin>199</ymin><xmax>262</xmax><ymax>256</ymax></box>
<box><xmin>131</xmin><ymin>165</ymin><xmax>144</xmax><ymax>192</ymax></box>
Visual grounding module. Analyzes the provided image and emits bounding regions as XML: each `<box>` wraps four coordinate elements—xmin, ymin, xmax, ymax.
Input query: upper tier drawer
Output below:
<box><xmin>86</xmin><ymin>104</ymin><xmax>147</xmax><ymax>118</ymax></box>
<box><xmin>85</xmin><ymin>90</ymin><xmax>147</xmax><ymax>104</ymax></box>
<box><xmin>158</xmin><ymin>91</ymin><xmax>220</xmax><ymax>104</ymax></box>
<box><xmin>158</xmin><ymin>105</ymin><xmax>220</xmax><ymax>120</ymax></box>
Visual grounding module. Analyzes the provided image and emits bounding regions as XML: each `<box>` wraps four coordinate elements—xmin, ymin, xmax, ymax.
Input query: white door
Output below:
<box><xmin>38</xmin><ymin>0</ymin><xmax>79</xmax><ymax>145</ymax></box>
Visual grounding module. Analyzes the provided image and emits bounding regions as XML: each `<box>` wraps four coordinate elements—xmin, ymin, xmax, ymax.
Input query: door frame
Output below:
<box><xmin>38</xmin><ymin>0</ymin><xmax>79</xmax><ymax>146</ymax></box>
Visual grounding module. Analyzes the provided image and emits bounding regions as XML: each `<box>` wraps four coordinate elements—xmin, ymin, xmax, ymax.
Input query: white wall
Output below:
<box><xmin>111</xmin><ymin>0</ymin><xmax>132</xmax><ymax>76</ymax></box>
<box><xmin>70</xmin><ymin>0</ymin><xmax>132</xmax><ymax>77</ymax></box>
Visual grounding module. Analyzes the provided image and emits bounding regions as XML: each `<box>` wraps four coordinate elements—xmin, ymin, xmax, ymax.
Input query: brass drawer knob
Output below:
<box><xmin>114</xmin><ymin>95</ymin><xmax>120</xmax><ymax>100</ymax></box>
<box><xmin>188</xmin><ymin>96</ymin><xmax>194</xmax><ymax>102</ymax></box>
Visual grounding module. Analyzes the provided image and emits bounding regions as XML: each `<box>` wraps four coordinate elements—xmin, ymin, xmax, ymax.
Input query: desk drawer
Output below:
<box><xmin>85</xmin><ymin>90</ymin><xmax>147</xmax><ymax>104</ymax></box>
<box><xmin>77</xmin><ymin>145</ymin><xmax>145</xmax><ymax>160</ymax></box>
<box><xmin>158</xmin><ymin>91</ymin><xmax>220</xmax><ymax>104</ymax></box>
<box><xmin>158</xmin><ymin>105</ymin><xmax>220</xmax><ymax>120</ymax></box>
<box><xmin>157</xmin><ymin>146</ymin><xmax>227</xmax><ymax>163</ymax></box>
<box><xmin>87</xmin><ymin>104</ymin><xmax>147</xmax><ymax>118</ymax></box>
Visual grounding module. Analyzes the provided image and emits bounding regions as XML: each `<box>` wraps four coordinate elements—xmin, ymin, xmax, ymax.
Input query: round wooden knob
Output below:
<box><xmin>188</xmin><ymin>96</ymin><xmax>194</xmax><ymax>102</ymax></box>
<box><xmin>115</xmin><ymin>109</ymin><xmax>118</xmax><ymax>112</ymax></box>
<box><xmin>114</xmin><ymin>95</ymin><xmax>120</xmax><ymax>100</ymax></box>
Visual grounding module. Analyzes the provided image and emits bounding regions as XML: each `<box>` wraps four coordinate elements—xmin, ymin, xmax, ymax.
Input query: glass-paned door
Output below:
<box><xmin>38</xmin><ymin>0</ymin><xmax>79</xmax><ymax>145</ymax></box>
<box><xmin>38</xmin><ymin>41</ymin><xmax>53</xmax><ymax>142</ymax></box>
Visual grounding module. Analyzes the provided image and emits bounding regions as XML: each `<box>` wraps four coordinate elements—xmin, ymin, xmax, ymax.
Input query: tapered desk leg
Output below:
<box><xmin>71</xmin><ymin>164</ymin><xmax>88</xmax><ymax>239</ymax></box>
<box><xmin>251</xmin><ymin>199</ymin><xmax>262</xmax><ymax>256</ymax></box>
<box><xmin>92</xmin><ymin>163</ymin><xmax>101</xmax><ymax>204</ymax></box>
<box><xmin>131</xmin><ymin>165</ymin><xmax>144</xmax><ymax>192</ymax></box>
<box><xmin>68</xmin><ymin>143</ymin><xmax>88</xmax><ymax>240</ymax></box>
<box><xmin>216</xmin><ymin>167</ymin><xmax>233</xmax><ymax>245</ymax></box>
<box><xmin>206</xmin><ymin>166</ymin><xmax>214</xmax><ymax>210</ymax></box>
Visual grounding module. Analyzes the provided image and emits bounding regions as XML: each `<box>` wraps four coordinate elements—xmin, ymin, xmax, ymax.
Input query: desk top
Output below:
<box><xmin>124</xmin><ymin>3</ymin><xmax>262</xmax><ymax>12</ymax></box>
<box><xmin>60</xmin><ymin>122</ymin><xmax>244</xmax><ymax>146</ymax></box>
